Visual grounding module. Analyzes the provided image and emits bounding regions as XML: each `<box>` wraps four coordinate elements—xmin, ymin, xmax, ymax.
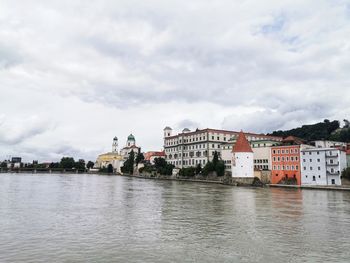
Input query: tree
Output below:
<box><xmin>202</xmin><ymin>161</ymin><xmax>215</xmax><ymax>176</ymax></box>
<box><xmin>121</xmin><ymin>150</ymin><xmax>135</xmax><ymax>174</ymax></box>
<box><xmin>135</xmin><ymin>152</ymin><xmax>145</xmax><ymax>164</ymax></box>
<box><xmin>179</xmin><ymin>167</ymin><xmax>196</xmax><ymax>177</ymax></box>
<box><xmin>153</xmin><ymin>157</ymin><xmax>174</xmax><ymax>175</ymax></box>
<box><xmin>202</xmin><ymin>152</ymin><xmax>225</xmax><ymax>176</ymax></box>
<box><xmin>49</xmin><ymin>162</ymin><xmax>60</xmax><ymax>169</ymax></box>
<box><xmin>212</xmin><ymin>151</ymin><xmax>219</xmax><ymax>168</ymax></box>
<box><xmin>0</xmin><ymin>162</ymin><xmax>7</xmax><ymax>168</ymax></box>
<box><xmin>215</xmin><ymin>160</ymin><xmax>226</xmax><ymax>177</ymax></box>
<box><xmin>86</xmin><ymin>161</ymin><xmax>94</xmax><ymax>169</ymax></box>
<box><xmin>195</xmin><ymin>164</ymin><xmax>202</xmax><ymax>175</ymax></box>
<box><xmin>341</xmin><ymin>167</ymin><xmax>350</xmax><ymax>180</ymax></box>
<box><xmin>60</xmin><ymin>157</ymin><xmax>75</xmax><ymax>169</ymax></box>
<box><xmin>269</xmin><ymin>120</ymin><xmax>341</xmax><ymax>141</ymax></box>
<box><xmin>107</xmin><ymin>164</ymin><xmax>114</xmax><ymax>173</ymax></box>
<box><xmin>74</xmin><ymin>159</ymin><xmax>86</xmax><ymax>171</ymax></box>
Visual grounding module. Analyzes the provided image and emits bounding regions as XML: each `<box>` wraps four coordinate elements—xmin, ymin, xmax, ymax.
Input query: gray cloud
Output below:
<box><xmin>0</xmin><ymin>0</ymin><xmax>350</xmax><ymax>161</ymax></box>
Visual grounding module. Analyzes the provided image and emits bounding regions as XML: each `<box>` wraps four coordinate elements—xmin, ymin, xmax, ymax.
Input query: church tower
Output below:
<box><xmin>127</xmin><ymin>134</ymin><xmax>136</xmax><ymax>147</ymax></box>
<box><xmin>112</xmin><ymin>136</ymin><xmax>119</xmax><ymax>153</ymax></box>
<box><xmin>231</xmin><ymin>131</ymin><xmax>254</xmax><ymax>178</ymax></box>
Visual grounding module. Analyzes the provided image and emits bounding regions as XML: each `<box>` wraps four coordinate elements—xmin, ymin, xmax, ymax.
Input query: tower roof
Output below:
<box><xmin>232</xmin><ymin>131</ymin><xmax>253</xmax><ymax>153</ymax></box>
<box><xmin>113</xmin><ymin>136</ymin><xmax>118</xmax><ymax>140</ymax></box>
<box><xmin>163</xmin><ymin>126</ymin><xmax>172</xmax><ymax>130</ymax></box>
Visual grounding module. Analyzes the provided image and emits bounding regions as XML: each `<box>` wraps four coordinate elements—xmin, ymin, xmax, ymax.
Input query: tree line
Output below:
<box><xmin>269</xmin><ymin>119</ymin><xmax>350</xmax><ymax>142</ymax></box>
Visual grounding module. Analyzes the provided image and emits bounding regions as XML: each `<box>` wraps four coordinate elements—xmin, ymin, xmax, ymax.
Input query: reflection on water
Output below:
<box><xmin>0</xmin><ymin>174</ymin><xmax>350</xmax><ymax>262</ymax></box>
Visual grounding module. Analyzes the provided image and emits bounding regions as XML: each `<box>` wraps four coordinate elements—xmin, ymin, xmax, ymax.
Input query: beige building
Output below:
<box><xmin>94</xmin><ymin>137</ymin><xmax>124</xmax><ymax>173</ymax></box>
<box><xmin>163</xmin><ymin>127</ymin><xmax>282</xmax><ymax>169</ymax></box>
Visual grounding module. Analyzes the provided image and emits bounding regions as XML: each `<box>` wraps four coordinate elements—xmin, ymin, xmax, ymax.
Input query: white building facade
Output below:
<box><xmin>301</xmin><ymin>148</ymin><xmax>347</xmax><ymax>186</ymax></box>
<box><xmin>163</xmin><ymin>127</ymin><xmax>282</xmax><ymax>169</ymax></box>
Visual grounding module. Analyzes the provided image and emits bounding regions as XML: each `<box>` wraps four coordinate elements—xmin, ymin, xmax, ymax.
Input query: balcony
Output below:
<box><xmin>326</xmin><ymin>171</ymin><xmax>340</xmax><ymax>176</ymax></box>
<box><xmin>326</xmin><ymin>162</ymin><xmax>339</xmax><ymax>166</ymax></box>
<box><xmin>326</xmin><ymin>153</ymin><xmax>338</xmax><ymax>158</ymax></box>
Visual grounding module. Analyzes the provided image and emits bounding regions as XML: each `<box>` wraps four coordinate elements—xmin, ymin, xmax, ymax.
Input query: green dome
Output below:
<box><xmin>127</xmin><ymin>134</ymin><xmax>135</xmax><ymax>141</ymax></box>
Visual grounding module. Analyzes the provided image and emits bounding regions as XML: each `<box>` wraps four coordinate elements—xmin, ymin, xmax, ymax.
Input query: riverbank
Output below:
<box><xmin>269</xmin><ymin>184</ymin><xmax>350</xmax><ymax>191</ymax></box>
<box><xmin>124</xmin><ymin>173</ymin><xmax>350</xmax><ymax>191</ymax></box>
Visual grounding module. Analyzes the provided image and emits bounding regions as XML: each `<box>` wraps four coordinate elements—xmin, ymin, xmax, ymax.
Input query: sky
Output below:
<box><xmin>1</xmin><ymin>0</ymin><xmax>350</xmax><ymax>162</ymax></box>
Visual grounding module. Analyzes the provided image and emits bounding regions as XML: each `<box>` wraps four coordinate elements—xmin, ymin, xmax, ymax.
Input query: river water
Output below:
<box><xmin>0</xmin><ymin>173</ymin><xmax>350</xmax><ymax>262</ymax></box>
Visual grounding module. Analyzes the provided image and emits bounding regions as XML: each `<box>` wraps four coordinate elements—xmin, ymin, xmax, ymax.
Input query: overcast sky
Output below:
<box><xmin>1</xmin><ymin>0</ymin><xmax>350</xmax><ymax>162</ymax></box>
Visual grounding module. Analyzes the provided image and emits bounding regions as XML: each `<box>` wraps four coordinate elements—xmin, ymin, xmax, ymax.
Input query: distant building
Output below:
<box><xmin>310</xmin><ymin>140</ymin><xmax>347</xmax><ymax>149</ymax></box>
<box><xmin>163</xmin><ymin>126</ymin><xmax>282</xmax><ymax>169</ymax></box>
<box><xmin>95</xmin><ymin>137</ymin><xmax>124</xmax><ymax>173</ymax></box>
<box><xmin>144</xmin><ymin>151</ymin><xmax>165</xmax><ymax>165</ymax></box>
<box><xmin>231</xmin><ymin>131</ymin><xmax>254</xmax><ymax>178</ymax></box>
<box><xmin>11</xmin><ymin>157</ymin><xmax>22</xmax><ymax>168</ymax></box>
<box><xmin>301</xmin><ymin>148</ymin><xmax>347</xmax><ymax>186</ymax></box>
<box><xmin>271</xmin><ymin>136</ymin><xmax>312</xmax><ymax>185</ymax></box>
<box><xmin>120</xmin><ymin>134</ymin><xmax>141</xmax><ymax>161</ymax></box>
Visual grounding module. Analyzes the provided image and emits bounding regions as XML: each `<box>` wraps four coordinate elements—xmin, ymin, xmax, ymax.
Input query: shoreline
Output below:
<box><xmin>2</xmin><ymin>170</ymin><xmax>350</xmax><ymax>191</ymax></box>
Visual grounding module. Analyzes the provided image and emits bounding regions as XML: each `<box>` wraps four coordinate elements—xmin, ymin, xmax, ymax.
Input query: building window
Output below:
<box><xmin>310</xmin><ymin>167</ymin><xmax>313</xmax><ymax>170</ymax></box>
<box><xmin>304</xmin><ymin>167</ymin><xmax>306</xmax><ymax>170</ymax></box>
<box><xmin>317</xmin><ymin>159</ymin><xmax>320</xmax><ymax>162</ymax></box>
<box><xmin>318</xmin><ymin>167</ymin><xmax>320</xmax><ymax>170</ymax></box>
<box><xmin>313</xmin><ymin>176</ymin><xmax>316</xmax><ymax>181</ymax></box>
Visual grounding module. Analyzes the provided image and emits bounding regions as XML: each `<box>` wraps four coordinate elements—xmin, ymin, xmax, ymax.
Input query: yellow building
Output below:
<box><xmin>94</xmin><ymin>137</ymin><xmax>124</xmax><ymax>173</ymax></box>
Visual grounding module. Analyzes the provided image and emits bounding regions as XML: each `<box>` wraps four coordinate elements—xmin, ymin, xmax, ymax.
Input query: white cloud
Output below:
<box><xmin>0</xmin><ymin>0</ymin><xmax>350</xmax><ymax>161</ymax></box>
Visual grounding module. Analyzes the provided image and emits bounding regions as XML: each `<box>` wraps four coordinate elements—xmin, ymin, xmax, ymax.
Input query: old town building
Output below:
<box><xmin>163</xmin><ymin>126</ymin><xmax>282</xmax><ymax>169</ymax></box>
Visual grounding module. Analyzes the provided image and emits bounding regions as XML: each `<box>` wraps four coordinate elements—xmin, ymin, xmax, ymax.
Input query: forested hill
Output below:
<box><xmin>268</xmin><ymin>119</ymin><xmax>350</xmax><ymax>142</ymax></box>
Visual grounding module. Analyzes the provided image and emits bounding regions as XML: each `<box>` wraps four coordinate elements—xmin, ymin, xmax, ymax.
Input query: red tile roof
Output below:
<box><xmin>232</xmin><ymin>131</ymin><xmax>253</xmax><ymax>153</ymax></box>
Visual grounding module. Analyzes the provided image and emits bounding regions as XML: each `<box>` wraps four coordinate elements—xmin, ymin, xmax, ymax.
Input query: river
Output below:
<box><xmin>0</xmin><ymin>173</ymin><xmax>350</xmax><ymax>262</ymax></box>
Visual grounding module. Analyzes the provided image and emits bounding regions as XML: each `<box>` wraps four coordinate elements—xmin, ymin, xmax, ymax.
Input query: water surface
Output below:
<box><xmin>1</xmin><ymin>173</ymin><xmax>350</xmax><ymax>262</ymax></box>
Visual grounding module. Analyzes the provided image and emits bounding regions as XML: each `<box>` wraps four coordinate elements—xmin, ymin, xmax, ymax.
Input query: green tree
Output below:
<box><xmin>153</xmin><ymin>157</ymin><xmax>174</xmax><ymax>175</ymax></box>
<box><xmin>135</xmin><ymin>152</ymin><xmax>145</xmax><ymax>164</ymax></box>
<box><xmin>49</xmin><ymin>162</ymin><xmax>60</xmax><ymax>169</ymax></box>
<box><xmin>202</xmin><ymin>161</ymin><xmax>215</xmax><ymax>176</ymax></box>
<box><xmin>195</xmin><ymin>164</ymin><xmax>202</xmax><ymax>175</ymax></box>
<box><xmin>341</xmin><ymin>167</ymin><xmax>350</xmax><ymax>180</ymax></box>
<box><xmin>74</xmin><ymin>159</ymin><xmax>86</xmax><ymax>170</ymax></box>
<box><xmin>60</xmin><ymin>157</ymin><xmax>75</xmax><ymax>169</ymax></box>
<box><xmin>179</xmin><ymin>167</ymin><xmax>196</xmax><ymax>177</ymax></box>
<box><xmin>86</xmin><ymin>161</ymin><xmax>94</xmax><ymax>169</ymax></box>
<box><xmin>215</xmin><ymin>160</ymin><xmax>226</xmax><ymax>177</ymax></box>
<box><xmin>121</xmin><ymin>150</ymin><xmax>135</xmax><ymax>174</ymax></box>
<box><xmin>0</xmin><ymin>162</ymin><xmax>7</xmax><ymax>168</ymax></box>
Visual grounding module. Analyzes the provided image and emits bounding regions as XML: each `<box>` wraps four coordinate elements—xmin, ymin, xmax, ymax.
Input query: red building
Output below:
<box><xmin>271</xmin><ymin>136</ymin><xmax>306</xmax><ymax>185</ymax></box>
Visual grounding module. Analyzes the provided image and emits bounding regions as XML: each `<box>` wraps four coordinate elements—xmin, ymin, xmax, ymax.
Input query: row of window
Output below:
<box><xmin>254</xmin><ymin>159</ymin><xmax>268</xmax><ymax>164</ymax></box>
<box><xmin>165</xmin><ymin>143</ymin><xmax>221</xmax><ymax>152</ymax></box>
<box><xmin>166</xmin><ymin>151</ymin><xmax>220</xmax><ymax>159</ymax></box>
<box><xmin>255</xmin><ymin>165</ymin><xmax>269</xmax><ymax>170</ymax></box>
<box><xmin>273</xmin><ymin>165</ymin><xmax>299</xmax><ymax>171</ymax></box>
<box><xmin>168</xmin><ymin>159</ymin><xmax>207</xmax><ymax>166</ymax></box>
<box><xmin>165</xmin><ymin>133</ymin><xmax>236</xmax><ymax>146</ymax></box>
<box><xmin>272</xmin><ymin>156</ymin><xmax>299</xmax><ymax>162</ymax></box>
<box><xmin>272</xmin><ymin>148</ymin><xmax>299</xmax><ymax>154</ymax></box>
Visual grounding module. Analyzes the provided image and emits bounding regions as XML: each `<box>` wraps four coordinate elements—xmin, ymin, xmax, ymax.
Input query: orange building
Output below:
<box><xmin>271</xmin><ymin>145</ymin><xmax>301</xmax><ymax>185</ymax></box>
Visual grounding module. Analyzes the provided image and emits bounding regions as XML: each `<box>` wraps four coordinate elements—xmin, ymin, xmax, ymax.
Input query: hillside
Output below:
<box><xmin>269</xmin><ymin>119</ymin><xmax>350</xmax><ymax>142</ymax></box>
